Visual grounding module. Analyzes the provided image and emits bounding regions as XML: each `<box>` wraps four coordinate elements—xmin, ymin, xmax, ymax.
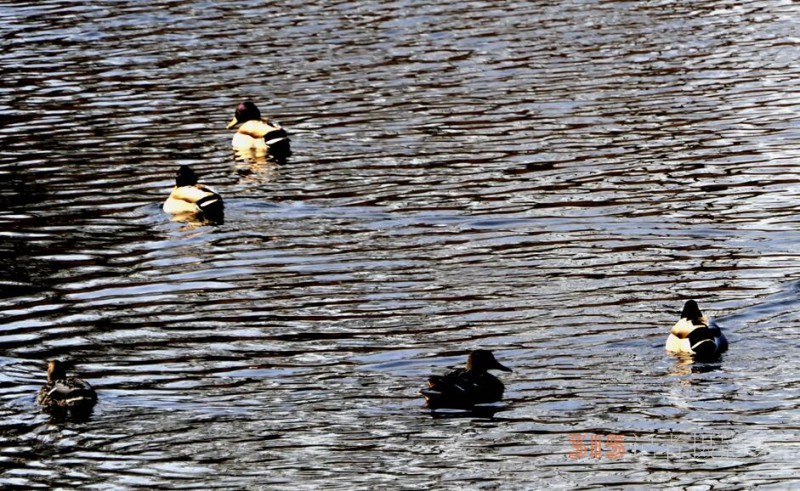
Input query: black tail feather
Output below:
<box><xmin>196</xmin><ymin>194</ymin><xmax>224</xmax><ymax>223</ymax></box>
<box><xmin>688</xmin><ymin>326</ymin><xmax>725</xmax><ymax>359</ymax></box>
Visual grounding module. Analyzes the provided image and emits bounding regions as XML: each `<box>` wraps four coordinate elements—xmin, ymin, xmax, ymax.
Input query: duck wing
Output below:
<box><xmin>170</xmin><ymin>185</ymin><xmax>216</xmax><ymax>204</ymax></box>
<box><xmin>422</xmin><ymin>369</ymin><xmax>504</xmax><ymax>408</ymax></box>
<box><xmin>239</xmin><ymin>119</ymin><xmax>285</xmax><ymax>138</ymax></box>
<box><xmin>427</xmin><ymin>368</ymin><xmax>467</xmax><ymax>389</ymax></box>
<box><xmin>167</xmin><ymin>185</ymin><xmax>223</xmax><ymax>219</ymax></box>
<box><xmin>688</xmin><ymin>323</ymin><xmax>727</xmax><ymax>358</ymax></box>
<box><xmin>670</xmin><ymin>316</ymin><xmax>708</xmax><ymax>338</ymax></box>
<box><xmin>41</xmin><ymin>378</ymin><xmax>97</xmax><ymax>407</ymax></box>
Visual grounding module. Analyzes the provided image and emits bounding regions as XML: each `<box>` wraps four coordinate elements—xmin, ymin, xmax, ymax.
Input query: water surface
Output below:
<box><xmin>1</xmin><ymin>0</ymin><xmax>800</xmax><ymax>488</ymax></box>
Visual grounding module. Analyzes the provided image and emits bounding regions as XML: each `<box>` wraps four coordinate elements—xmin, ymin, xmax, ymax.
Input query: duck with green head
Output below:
<box><xmin>227</xmin><ymin>101</ymin><xmax>290</xmax><ymax>159</ymax></box>
<box><xmin>163</xmin><ymin>165</ymin><xmax>224</xmax><ymax>223</ymax></box>
<box><xmin>666</xmin><ymin>300</ymin><xmax>728</xmax><ymax>359</ymax></box>
<box><xmin>421</xmin><ymin>350</ymin><xmax>513</xmax><ymax>409</ymax></box>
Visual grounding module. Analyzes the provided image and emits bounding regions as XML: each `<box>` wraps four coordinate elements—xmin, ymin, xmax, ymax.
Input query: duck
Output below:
<box><xmin>37</xmin><ymin>360</ymin><xmax>97</xmax><ymax>415</ymax></box>
<box><xmin>421</xmin><ymin>350</ymin><xmax>512</xmax><ymax>409</ymax></box>
<box><xmin>163</xmin><ymin>165</ymin><xmax>224</xmax><ymax>222</ymax></box>
<box><xmin>227</xmin><ymin>101</ymin><xmax>291</xmax><ymax>159</ymax></box>
<box><xmin>666</xmin><ymin>300</ymin><xmax>728</xmax><ymax>359</ymax></box>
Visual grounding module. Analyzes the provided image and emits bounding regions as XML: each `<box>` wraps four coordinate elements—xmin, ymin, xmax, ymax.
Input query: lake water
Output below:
<box><xmin>1</xmin><ymin>0</ymin><xmax>799</xmax><ymax>488</ymax></box>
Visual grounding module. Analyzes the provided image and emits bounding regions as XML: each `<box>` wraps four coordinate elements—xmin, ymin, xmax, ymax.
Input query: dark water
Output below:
<box><xmin>2</xmin><ymin>0</ymin><xmax>800</xmax><ymax>488</ymax></box>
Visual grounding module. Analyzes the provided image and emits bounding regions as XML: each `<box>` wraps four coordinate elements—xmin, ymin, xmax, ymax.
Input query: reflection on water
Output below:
<box><xmin>232</xmin><ymin>148</ymin><xmax>283</xmax><ymax>181</ymax></box>
<box><xmin>2</xmin><ymin>0</ymin><xmax>800</xmax><ymax>488</ymax></box>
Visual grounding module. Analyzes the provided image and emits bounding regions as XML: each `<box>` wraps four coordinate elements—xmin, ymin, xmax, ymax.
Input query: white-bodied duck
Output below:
<box><xmin>666</xmin><ymin>300</ymin><xmax>728</xmax><ymax>359</ymax></box>
<box><xmin>163</xmin><ymin>165</ymin><xmax>224</xmax><ymax>222</ymax></box>
<box><xmin>227</xmin><ymin>101</ymin><xmax>290</xmax><ymax>159</ymax></box>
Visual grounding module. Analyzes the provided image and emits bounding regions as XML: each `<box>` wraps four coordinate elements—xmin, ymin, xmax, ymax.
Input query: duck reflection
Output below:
<box><xmin>668</xmin><ymin>353</ymin><xmax>724</xmax><ymax>379</ymax></box>
<box><xmin>427</xmin><ymin>404</ymin><xmax>509</xmax><ymax>420</ymax></box>
<box><xmin>232</xmin><ymin>148</ymin><xmax>281</xmax><ymax>181</ymax></box>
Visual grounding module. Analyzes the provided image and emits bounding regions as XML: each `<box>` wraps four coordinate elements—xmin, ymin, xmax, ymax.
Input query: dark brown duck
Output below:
<box><xmin>421</xmin><ymin>350</ymin><xmax>512</xmax><ymax>409</ymax></box>
<box><xmin>37</xmin><ymin>360</ymin><xmax>97</xmax><ymax>416</ymax></box>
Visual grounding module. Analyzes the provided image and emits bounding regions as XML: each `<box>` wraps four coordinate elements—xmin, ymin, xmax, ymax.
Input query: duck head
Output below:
<box><xmin>227</xmin><ymin>101</ymin><xmax>261</xmax><ymax>128</ymax></box>
<box><xmin>466</xmin><ymin>350</ymin><xmax>512</xmax><ymax>373</ymax></box>
<box><xmin>175</xmin><ymin>165</ymin><xmax>198</xmax><ymax>187</ymax></box>
<box><xmin>47</xmin><ymin>360</ymin><xmax>67</xmax><ymax>382</ymax></box>
<box><xmin>681</xmin><ymin>300</ymin><xmax>703</xmax><ymax>322</ymax></box>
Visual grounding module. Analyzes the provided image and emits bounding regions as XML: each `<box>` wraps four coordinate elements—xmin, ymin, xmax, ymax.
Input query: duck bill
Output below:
<box><xmin>226</xmin><ymin>116</ymin><xmax>239</xmax><ymax>129</ymax></box>
<box><xmin>494</xmin><ymin>361</ymin><xmax>512</xmax><ymax>373</ymax></box>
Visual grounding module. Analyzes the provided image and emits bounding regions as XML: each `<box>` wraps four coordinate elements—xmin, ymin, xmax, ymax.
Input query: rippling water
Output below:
<box><xmin>2</xmin><ymin>0</ymin><xmax>800</xmax><ymax>488</ymax></box>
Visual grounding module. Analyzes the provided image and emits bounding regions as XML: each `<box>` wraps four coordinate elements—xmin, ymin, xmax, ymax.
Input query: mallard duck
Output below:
<box><xmin>227</xmin><ymin>101</ymin><xmax>290</xmax><ymax>158</ymax></box>
<box><xmin>421</xmin><ymin>350</ymin><xmax>512</xmax><ymax>409</ymax></box>
<box><xmin>666</xmin><ymin>300</ymin><xmax>728</xmax><ymax>359</ymax></box>
<box><xmin>37</xmin><ymin>360</ymin><xmax>97</xmax><ymax>415</ymax></box>
<box><xmin>163</xmin><ymin>165</ymin><xmax>224</xmax><ymax>222</ymax></box>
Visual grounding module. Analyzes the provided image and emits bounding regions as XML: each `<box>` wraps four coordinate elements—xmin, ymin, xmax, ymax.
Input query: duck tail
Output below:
<box><xmin>197</xmin><ymin>194</ymin><xmax>224</xmax><ymax>223</ymax></box>
<box><xmin>45</xmin><ymin>383</ymin><xmax>97</xmax><ymax>408</ymax></box>
<box><xmin>63</xmin><ymin>391</ymin><xmax>98</xmax><ymax>407</ymax></box>
<box><xmin>265</xmin><ymin>128</ymin><xmax>291</xmax><ymax>159</ymax></box>
<box><xmin>420</xmin><ymin>389</ymin><xmax>445</xmax><ymax>408</ymax></box>
<box><xmin>690</xmin><ymin>339</ymin><xmax>718</xmax><ymax>359</ymax></box>
<box><xmin>688</xmin><ymin>326</ymin><xmax>723</xmax><ymax>359</ymax></box>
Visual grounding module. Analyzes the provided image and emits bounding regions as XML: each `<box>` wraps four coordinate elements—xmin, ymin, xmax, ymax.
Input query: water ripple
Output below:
<box><xmin>2</xmin><ymin>0</ymin><xmax>800</xmax><ymax>488</ymax></box>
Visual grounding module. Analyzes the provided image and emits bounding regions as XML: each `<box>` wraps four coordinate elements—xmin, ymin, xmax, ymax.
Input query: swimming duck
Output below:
<box><xmin>227</xmin><ymin>101</ymin><xmax>290</xmax><ymax>158</ymax></box>
<box><xmin>421</xmin><ymin>350</ymin><xmax>512</xmax><ymax>409</ymax></box>
<box><xmin>666</xmin><ymin>300</ymin><xmax>728</xmax><ymax>359</ymax></box>
<box><xmin>163</xmin><ymin>165</ymin><xmax>224</xmax><ymax>222</ymax></box>
<box><xmin>37</xmin><ymin>360</ymin><xmax>97</xmax><ymax>415</ymax></box>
